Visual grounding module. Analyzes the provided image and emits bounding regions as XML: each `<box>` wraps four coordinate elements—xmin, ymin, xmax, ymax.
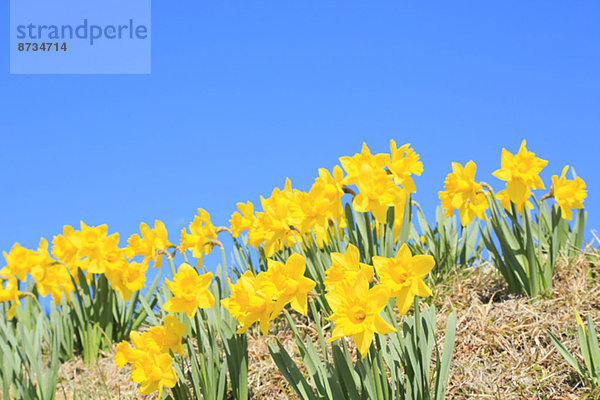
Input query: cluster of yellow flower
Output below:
<box><xmin>439</xmin><ymin>140</ymin><xmax>587</xmax><ymax>225</ymax></box>
<box><xmin>0</xmin><ymin>140</ymin><xmax>425</xmax><ymax>318</ymax></box>
<box><xmin>229</xmin><ymin>140</ymin><xmax>423</xmax><ymax>255</ymax></box>
<box><xmin>179</xmin><ymin>209</ymin><xmax>221</xmax><ymax>266</ymax></box>
<box><xmin>229</xmin><ymin>172</ymin><xmax>346</xmax><ymax>257</ymax></box>
<box><xmin>324</xmin><ymin>244</ymin><xmax>434</xmax><ymax>357</ymax></box>
<box><xmin>221</xmin><ymin>253</ymin><xmax>316</xmax><ymax>335</ymax></box>
<box><xmin>115</xmin><ymin>315</ymin><xmax>185</xmax><ymax>397</ymax></box>
<box><xmin>0</xmin><ymin>237</ymin><xmax>71</xmax><ymax>317</ymax></box>
<box><xmin>217</xmin><ymin>242</ymin><xmax>434</xmax><ymax>358</ymax></box>
<box><xmin>0</xmin><ymin>220</ymin><xmax>173</xmax><ymax>317</ymax></box>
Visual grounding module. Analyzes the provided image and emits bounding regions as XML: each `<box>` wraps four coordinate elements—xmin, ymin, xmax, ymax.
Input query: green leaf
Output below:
<box><xmin>268</xmin><ymin>340</ymin><xmax>318</xmax><ymax>400</ymax></box>
<box><xmin>434</xmin><ymin>310</ymin><xmax>457</xmax><ymax>400</ymax></box>
<box><xmin>548</xmin><ymin>329</ymin><xmax>589</xmax><ymax>380</ymax></box>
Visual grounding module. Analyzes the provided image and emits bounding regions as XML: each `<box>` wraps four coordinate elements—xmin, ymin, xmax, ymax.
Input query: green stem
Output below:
<box><xmin>221</xmin><ymin>246</ymin><xmax>229</xmax><ymax>296</ymax></box>
<box><xmin>167</xmin><ymin>255</ymin><xmax>177</xmax><ymax>277</ymax></box>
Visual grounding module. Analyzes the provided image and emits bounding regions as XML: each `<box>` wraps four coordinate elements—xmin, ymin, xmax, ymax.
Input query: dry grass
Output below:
<box><xmin>55</xmin><ymin>350</ymin><xmax>154</xmax><ymax>400</ymax></box>
<box><xmin>55</xmin><ymin>247</ymin><xmax>600</xmax><ymax>399</ymax></box>
<box><xmin>435</xmin><ymin>248</ymin><xmax>600</xmax><ymax>399</ymax></box>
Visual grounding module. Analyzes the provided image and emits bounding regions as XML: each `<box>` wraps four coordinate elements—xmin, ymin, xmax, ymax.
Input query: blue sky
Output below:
<box><xmin>1</xmin><ymin>1</ymin><xmax>598</xmax><ymax>275</ymax></box>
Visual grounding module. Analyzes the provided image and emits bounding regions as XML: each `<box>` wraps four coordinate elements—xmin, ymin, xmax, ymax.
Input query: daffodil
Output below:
<box><xmin>257</xmin><ymin>180</ymin><xmax>304</xmax><ymax>256</ymax></box>
<box><xmin>353</xmin><ymin>163</ymin><xmax>404</xmax><ymax>224</ymax></box>
<box><xmin>230</xmin><ymin>202</ymin><xmax>257</xmax><ymax>238</ymax></box>
<box><xmin>105</xmin><ymin>261</ymin><xmax>147</xmax><ymax>301</ymax></box>
<box><xmin>147</xmin><ymin>314</ymin><xmax>186</xmax><ymax>355</ymax></box>
<box><xmin>73</xmin><ymin>222</ymin><xmax>110</xmax><ymax>262</ymax></box>
<box><xmin>315</xmin><ymin>166</ymin><xmax>346</xmax><ymax>228</ymax></box>
<box><xmin>295</xmin><ymin>168</ymin><xmax>345</xmax><ymax>247</ymax></box>
<box><xmin>492</xmin><ymin>140</ymin><xmax>547</xmax><ymax>210</ymax></box>
<box><xmin>221</xmin><ymin>271</ymin><xmax>274</xmax><ymax>335</ymax></box>
<box><xmin>51</xmin><ymin>225</ymin><xmax>79</xmax><ymax>268</ymax></box>
<box><xmin>180</xmin><ymin>209</ymin><xmax>219</xmax><ymax>266</ymax></box>
<box><xmin>326</xmin><ymin>272</ymin><xmax>395</xmax><ymax>358</ymax></box>
<box><xmin>115</xmin><ymin>341</ymin><xmax>143</xmax><ymax>368</ymax></box>
<box><xmin>31</xmin><ymin>238</ymin><xmax>56</xmax><ymax>282</ymax></box>
<box><xmin>248</xmin><ymin>214</ymin><xmax>269</xmax><ymax>249</ymax></box>
<box><xmin>13</xmin><ymin>237</ymin><xmax>74</xmax><ymax>305</ymax></box>
<box><xmin>551</xmin><ymin>166</ymin><xmax>587</xmax><ymax>220</ymax></box>
<box><xmin>372</xmin><ymin>244</ymin><xmax>434</xmax><ymax>315</ymax></box>
<box><xmin>64</xmin><ymin>222</ymin><xmax>122</xmax><ymax>275</ymax></box>
<box><xmin>36</xmin><ymin>262</ymin><xmax>74</xmax><ymax>305</ymax></box>
<box><xmin>339</xmin><ymin>142</ymin><xmax>390</xmax><ymax>186</ymax></box>
<box><xmin>115</xmin><ymin>315</ymin><xmax>185</xmax><ymax>397</ymax></box>
<box><xmin>164</xmin><ymin>263</ymin><xmax>215</xmax><ymax>318</ymax></box>
<box><xmin>324</xmin><ymin>244</ymin><xmax>374</xmax><ymax>292</ymax></box>
<box><xmin>0</xmin><ymin>278</ymin><xmax>22</xmax><ymax>319</ymax></box>
<box><xmin>1</xmin><ymin>243</ymin><xmax>40</xmax><ymax>281</ymax></box>
<box><xmin>130</xmin><ymin>350</ymin><xmax>177</xmax><ymax>397</ymax></box>
<box><xmin>438</xmin><ymin>161</ymin><xmax>488</xmax><ymax>225</ymax></box>
<box><xmin>116</xmin><ymin>336</ymin><xmax>176</xmax><ymax>398</ymax></box>
<box><xmin>388</xmin><ymin>140</ymin><xmax>423</xmax><ymax>193</ymax></box>
<box><xmin>127</xmin><ymin>221</ymin><xmax>172</xmax><ymax>268</ymax></box>
<box><xmin>259</xmin><ymin>253</ymin><xmax>316</xmax><ymax>317</ymax></box>
<box><xmin>102</xmin><ymin>236</ymin><xmax>129</xmax><ymax>271</ymax></box>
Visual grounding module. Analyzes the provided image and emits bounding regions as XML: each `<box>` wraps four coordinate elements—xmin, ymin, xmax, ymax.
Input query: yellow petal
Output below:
<box><xmin>414</xmin><ymin>279</ymin><xmax>433</xmax><ymax>298</ymax></box>
<box><xmin>506</xmin><ymin>180</ymin><xmax>528</xmax><ymax>205</ymax></box>
<box><xmin>412</xmin><ymin>255</ymin><xmax>435</xmax><ymax>276</ymax></box>
<box><xmin>353</xmin><ymin>330</ymin><xmax>374</xmax><ymax>358</ymax></box>
<box><xmin>373</xmin><ymin>315</ymin><xmax>396</xmax><ymax>335</ymax></box>
<box><xmin>395</xmin><ymin>286</ymin><xmax>413</xmax><ymax>315</ymax></box>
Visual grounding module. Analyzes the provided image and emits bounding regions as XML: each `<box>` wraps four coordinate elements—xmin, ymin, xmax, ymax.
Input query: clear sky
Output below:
<box><xmin>1</xmin><ymin>1</ymin><xmax>598</xmax><ymax>275</ymax></box>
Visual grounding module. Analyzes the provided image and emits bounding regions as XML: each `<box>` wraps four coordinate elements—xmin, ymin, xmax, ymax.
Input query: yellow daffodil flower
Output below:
<box><xmin>230</xmin><ymin>201</ymin><xmax>257</xmax><ymax>238</ymax></box>
<box><xmin>388</xmin><ymin>140</ymin><xmax>423</xmax><ymax>193</ymax></box>
<box><xmin>115</xmin><ymin>315</ymin><xmax>185</xmax><ymax>397</ymax></box>
<box><xmin>372</xmin><ymin>244</ymin><xmax>434</xmax><ymax>315</ymax></box>
<box><xmin>1</xmin><ymin>243</ymin><xmax>40</xmax><ymax>281</ymax></box>
<box><xmin>127</xmin><ymin>221</ymin><xmax>172</xmax><ymax>268</ymax></box>
<box><xmin>73</xmin><ymin>221</ymin><xmax>109</xmax><ymax>261</ymax></box>
<box><xmin>115</xmin><ymin>341</ymin><xmax>142</xmax><ymax>368</ymax></box>
<box><xmin>31</xmin><ymin>238</ymin><xmax>56</xmax><ymax>282</ymax></box>
<box><xmin>551</xmin><ymin>166</ymin><xmax>587</xmax><ymax>220</ymax></box>
<box><xmin>105</xmin><ymin>261</ymin><xmax>147</xmax><ymax>301</ymax></box>
<box><xmin>36</xmin><ymin>262</ymin><xmax>74</xmax><ymax>305</ymax></box>
<box><xmin>326</xmin><ymin>273</ymin><xmax>395</xmax><ymax>358</ymax></box>
<box><xmin>324</xmin><ymin>244</ymin><xmax>373</xmax><ymax>292</ymax></box>
<box><xmin>221</xmin><ymin>271</ymin><xmax>274</xmax><ymax>335</ymax></box>
<box><xmin>295</xmin><ymin>168</ymin><xmax>345</xmax><ymax>247</ymax></box>
<box><xmin>180</xmin><ymin>209</ymin><xmax>218</xmax><ymax>266</ymax></box>
<box><xmin>259</xmin><ymin>253</ymin><xmax>316</xmax><ymax>317</ymax></box>
<box><xmin>131</xmin><ymin>350</ymin><xmax>177</xmax><ymax>397</ymax></box>
<box><xmin>492</xmin><ymin>140</ymin><xmax>547</xmax><ymax>210</ymax></box>
<box><xmin>164</xmin><ymin>263</ymin><xmax>215</xmax><ymax>318</ymax></box>
<box><xmin>248</xmin><ymin>214</ymin><xmax>269</xmax><ymax>249</ymax></box>
<box><xmin>0</xmin><ymin>278</ymin><xmax>22</xmax><ymax>319</ymax></box>
<box><xmin>51</xmin><ymin>225</ymin><xmax>79</xmax><ymax>268</ymax></box>
<box><xmin>438</xmin><ymin>161</ymin><xmax>489</xmax><ymax>225</ymax></box>
<box><xmin>146</xmin><ymin>315</ymin><xmax>186</xmax><ymax>355</ymax></box>
<box><xmin>353</xmin><ymin>164</ymin><xmax>404</xmax><ymax>224</ymax></box>
<box><xmin>339</xmin><ymin>142</ymin><xmax>390</xmax><ymax>186</ymax></box>
<box><xmin>257</xmin><ymin>180</ymin><xmax>304</xmax><ymax>256</ymax></box>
